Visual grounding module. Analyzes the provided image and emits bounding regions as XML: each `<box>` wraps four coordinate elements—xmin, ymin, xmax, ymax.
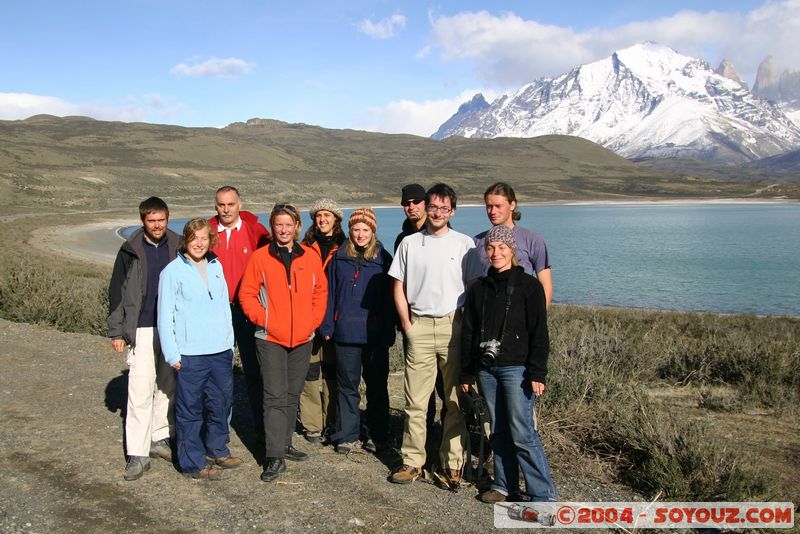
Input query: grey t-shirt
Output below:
<box><xmin>465</xmin><ymin>224</ymin><xmax>551</xmax><ymax>281</ymax></box>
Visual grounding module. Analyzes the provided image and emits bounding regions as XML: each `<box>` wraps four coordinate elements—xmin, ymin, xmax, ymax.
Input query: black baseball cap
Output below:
<box><xmin>400</xmin><ymin>184</ymin><xmax>426</xmax><ymax>204</ymax></box>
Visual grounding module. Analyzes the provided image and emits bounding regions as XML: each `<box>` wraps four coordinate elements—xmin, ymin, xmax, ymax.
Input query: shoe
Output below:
<box><xmin>480</xmin><ymin>489</ymin><xmax>507</xmax><ymax>504</ymax></box>
<box><xmin>149</xmin><ymin>438</ymin><xmax>172</xmax><ymax>462</ymax></box>
<box><xmin>446</xmin><ymin>468</ymin><xmax>462</xmax><ymax>485</ymax></box>
<box><xmin>123</xmin><ymin>456</ymin><xmax>151</xmax><ymax>481</ymax></box>
<box><xmin>362</xmin><ymin>439</ymin><xmax>376</xmax><ymax>453</ymax></box>
<box><xmin>260</xmin><ymin>458</ymin><xmax>287</xmax><ymax>482</ymax></box>
<box><xmin>285</xmin><ymin>445</ymin><xmax>309</xmax><ymax>462</ymax></box>
<box><xmin>206</xmin><ymin>455</ymin><xmax>242</xmax><ymax>469</ymax></box>
<box><xmin>184</xmin><ymin>464</ymin><xmax>223</xmax><ymax>480</ymax></box>
<box><xmin>390</xmin><ymin>464</ymin><xmax>421</xmax><ymax>484</ymax></box>
<box><xmin>335</xmin><ymin>441</ymin><xmax>355</xmax><ymax>454</ymax></box>
<box><xmin>434</xmin><ymin>468</ymin><xmax>462</xmax><ymax>491</ymax></box>
<box><xmin>305</xmin><ymin>431</ymin><xmax>322</xmax><ymax>444</ymax></box>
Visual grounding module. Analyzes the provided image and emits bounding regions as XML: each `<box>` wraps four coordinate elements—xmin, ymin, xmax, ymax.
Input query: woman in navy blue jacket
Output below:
<box><xmin>320</xmin><ymin>208</ymin><xmax>396</xmax><ymax>454</ymax></box>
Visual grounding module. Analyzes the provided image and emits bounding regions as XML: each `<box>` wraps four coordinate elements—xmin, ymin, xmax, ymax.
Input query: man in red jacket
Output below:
<box><xmin>209</xmin><ymin>186</ymin><xmax>270</xmax><ymax>441</ymax></box>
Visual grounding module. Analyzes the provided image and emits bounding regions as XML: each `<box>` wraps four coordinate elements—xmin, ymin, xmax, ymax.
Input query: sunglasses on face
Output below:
<box><xmin>401</xmin><ymin>199</ymin><xmax>423</xmax><ymax>207</ymax></box>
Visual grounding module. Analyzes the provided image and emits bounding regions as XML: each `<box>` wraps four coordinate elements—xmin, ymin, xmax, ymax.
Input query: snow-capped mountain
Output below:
<box><xmin>432</xmin><ymin>42</ymin><xmax>800</xmax><ymax>163</ymax></box>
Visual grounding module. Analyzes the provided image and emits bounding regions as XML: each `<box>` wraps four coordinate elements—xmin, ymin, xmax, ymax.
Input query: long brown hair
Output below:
<box><xmin>302</xmin><ymin>214</ymin><xmax>345</xmax><ymax>246</ymax></box>
<box><xmin>484</xmin><ymin>182</ymin><xmax>521</xmax><ymax>222</ymax></box>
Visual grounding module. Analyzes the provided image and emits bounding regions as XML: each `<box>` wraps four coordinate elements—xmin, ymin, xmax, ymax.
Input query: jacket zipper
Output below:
<box><xmin>289</xmin><ymin>267</ymin><xmax>295</xmax><ymax>347</ymax></box>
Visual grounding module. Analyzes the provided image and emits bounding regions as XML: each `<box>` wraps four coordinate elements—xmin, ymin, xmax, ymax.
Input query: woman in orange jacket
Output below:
<box><xmin>238</xmin><ymin>203</ymin><xmax>328</xmax><ymax>482</ymax></box>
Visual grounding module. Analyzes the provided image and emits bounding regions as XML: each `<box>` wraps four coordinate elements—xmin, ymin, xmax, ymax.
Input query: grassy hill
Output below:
<box><xmin>2</xmin><ymin>115</ymin><xmax>795</xmax><ymax>214</ymax></box>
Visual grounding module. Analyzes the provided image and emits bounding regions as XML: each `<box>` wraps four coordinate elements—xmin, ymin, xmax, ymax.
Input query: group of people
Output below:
<box><xmin>107</xmin><ymin>180</ymin><xmax>558</xmax><ymax>503</ymax></box>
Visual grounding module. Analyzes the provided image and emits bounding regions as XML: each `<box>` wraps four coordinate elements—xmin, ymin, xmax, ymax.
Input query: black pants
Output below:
<box><xmin>232</xmin><ymin>303</ymin><xmax>263</xmax><ymax>435</ymax></box>
<box><xmin>255</xmin><ymin>338</ymin><xmax>312</xmax><ymax>458</ymax></box>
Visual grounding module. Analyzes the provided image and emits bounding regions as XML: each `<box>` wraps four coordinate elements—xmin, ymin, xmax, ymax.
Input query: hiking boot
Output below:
<box><xmin>149</xmin><ymin>438</ymin><xmax>172</xmax><ymax>462</ymax></box>
<box><xmin>335</xmin><ymin>441</ymin><xmax>355</xmax><ymax>454</ymax></box>
<box><xmin>362</xmin><ymin>439</ymin><xmax>377</xmax><ymax>454</ymax></box>
<box><xmin>207</xmin><ymin>455</ymin><xmax>242</xmax><ymax>469</ymax></box>
<box><xmin>184</xmin><ymin>464</ymin><xmax>223</xmax><ymax>480</ymax></box>
<box><xmin>123</xmin><ymin>456</ymin><xmax>151</xmax><ymax>481</ymax></box>
<box><xmin>285</xmin><ymin>445</ymin><xmax>308</xmax><ymax>462</ymax></box>
<box><xmin>480</xmin><ymin>489</ymin><xmax>507</xmax><ymax>504</ymax></box>
<box><xmin>304</xmin><ymin>430</ymin><xmax>322</xmax><ymax>444</ymax></box>
<box><xmin>390</xmin><ymin>464</ymin><xmax>421</xmax><ymax>484</ymax></box>
<box><xmin>260</xmin><ymin>458</ymin><xmax>286</xmax><ymax>482</ymax></box>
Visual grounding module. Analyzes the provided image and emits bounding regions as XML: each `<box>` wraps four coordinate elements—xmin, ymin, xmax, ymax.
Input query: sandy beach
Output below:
<box><xmin>30</xmin><ymin>218</ymin><xmax>136</xmax><ymax>267</ymax></box>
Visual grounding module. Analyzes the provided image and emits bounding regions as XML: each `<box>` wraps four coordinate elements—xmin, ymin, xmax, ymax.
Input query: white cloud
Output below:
<box><xmin>426</xmin><ymin>1</ymin><xmax>800</xmax><ymax>87</ymax></box>
<box><xmin>170</xmin><ymin>57</ymin><xmax>253</xmax><ymax>79</ymax></box>
<box><xmin>0</xmin><ymin>92</ymin><xmax>180</xmax><ymax>122</ymax></box>
<box><xmin>359</xmin><ymin>14</ymin><xmax>407</xmax><ymax>39</ymax></box>
<box><xmin>358</xmin><ymin>89</ymin><xmax>499</xmax><ymax>137</ymax></box>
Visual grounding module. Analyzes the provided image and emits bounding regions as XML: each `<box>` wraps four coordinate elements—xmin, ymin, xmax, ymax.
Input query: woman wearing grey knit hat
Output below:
<box><xmin>299</xmin><ymin>198</ymin><xmax>346</xmax><ymax>444</ymax></box>
<box><xmin>460</xmin><ymin>223</ymin><xmax>557</xmax><ymax>504</ymax></box>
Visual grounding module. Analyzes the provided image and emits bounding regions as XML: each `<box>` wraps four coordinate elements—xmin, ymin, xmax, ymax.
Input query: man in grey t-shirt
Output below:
<box><xmin>388</xmin><ymin>183</ymin><xmax>474</xmax><ymax>488</ymax></box>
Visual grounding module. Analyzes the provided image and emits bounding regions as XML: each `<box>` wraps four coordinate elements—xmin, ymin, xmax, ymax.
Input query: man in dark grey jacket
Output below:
<box><xmin>108</xmin><ymin>197</ymin><xmax>179</xmax><ymax>481</ymax></box>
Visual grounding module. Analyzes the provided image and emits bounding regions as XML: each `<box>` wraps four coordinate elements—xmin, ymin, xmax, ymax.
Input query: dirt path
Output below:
<box><xmin>0</xmin><ymin>318</ymin><xmax>640</xmax><ymax>533</ymax></box>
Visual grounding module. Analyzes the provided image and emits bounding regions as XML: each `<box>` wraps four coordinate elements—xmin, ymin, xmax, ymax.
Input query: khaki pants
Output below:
<box><xmin>125</xmin><ymin>327</ymin><xmax>175</xmax><ymax>457</ymax></box>
<box><xmin>299</xmin><ymin>338</ymin><xmax>336</xmax><ymax>434</ymax></box>
<box><xmin>402</xmin><ymin>311</ymin><xmax>465</xmax><ymax>470</ymax></box>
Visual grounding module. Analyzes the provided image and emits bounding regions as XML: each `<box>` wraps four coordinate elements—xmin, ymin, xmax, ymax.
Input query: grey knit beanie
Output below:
<box><xmin>309</xmin><ymin>198</ymin><xmax>343</xmax><ymax>220</ymax></box>
<box><xmin>485</xmin><ymin>225</ymin><xmax>516</xmax><ymax>249</ymax></box>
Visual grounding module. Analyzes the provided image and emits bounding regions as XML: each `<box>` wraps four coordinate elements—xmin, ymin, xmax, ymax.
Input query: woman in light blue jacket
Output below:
<box><xmin>158</xmin><ymin>218</ymin><xmax>239</xmax><ymax>480</ymax></box>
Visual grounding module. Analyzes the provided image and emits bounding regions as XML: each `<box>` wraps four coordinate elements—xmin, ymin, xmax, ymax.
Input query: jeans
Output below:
<box><xmin>330</xmin><ymin>342</ymin><xmax>389</xmax><ymax>445</ymax></box>
<box><xmin>174</xmin><ymin>350</ymin><xmax>233</xmax><ymax>473</ymax></box>
<box><xmin>255</xmin><ymin>339</ymin><xmax>311</xmax><ymax>458</ymax></box>
<box><xmin>478</xmin><ymin>365</ymin><xmax>557</xmax><ymax>501</ymax></box>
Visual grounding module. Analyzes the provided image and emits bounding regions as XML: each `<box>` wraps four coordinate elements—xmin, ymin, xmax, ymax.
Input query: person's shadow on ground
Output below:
<box><xmin>104</xmin><ymin>370</ymin><xmax>129</xmax><ymax>459</ymax></box>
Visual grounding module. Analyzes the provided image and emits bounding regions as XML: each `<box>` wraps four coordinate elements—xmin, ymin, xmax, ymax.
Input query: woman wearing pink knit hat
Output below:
<box><xmin>320</xmin><ymin>208</ymin><xmax>397</xmax><ymax>454</ymax></box>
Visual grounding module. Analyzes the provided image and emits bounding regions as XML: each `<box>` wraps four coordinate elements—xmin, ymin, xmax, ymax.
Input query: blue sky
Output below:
<box><xmin>2</xmin><ymin>0</ymin><xmax>798</xmax><ymax>135</ymax></box>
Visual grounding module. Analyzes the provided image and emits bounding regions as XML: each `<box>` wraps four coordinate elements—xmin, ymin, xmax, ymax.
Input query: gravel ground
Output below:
<box><xmin>0</xmin><ymin>318</ymin><xmax>640</xmax><ymax>533</ymax></box>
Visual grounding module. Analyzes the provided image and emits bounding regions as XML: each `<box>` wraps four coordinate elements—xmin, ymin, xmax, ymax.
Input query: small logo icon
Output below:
<box><xmin>557</xmin><ymin>506</ymin><xmax>575</xmax><ymax>525</ymax></box>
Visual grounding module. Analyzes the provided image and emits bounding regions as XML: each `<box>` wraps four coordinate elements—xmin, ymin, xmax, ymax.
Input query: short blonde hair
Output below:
<box><xmin>270</xmin><ymin>203</ymin><xmax>302</xmax><ymax>241</ymax></box>
<box><xmin>179</xmin><ymin>218</ymin><xmax>217</xmax><ymax>253</ymax></box>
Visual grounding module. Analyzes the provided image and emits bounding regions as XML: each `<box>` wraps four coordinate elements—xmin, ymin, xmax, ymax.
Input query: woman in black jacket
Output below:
<box><xmin>460</xmin><ymin>225</ymin><xmax>557</xmax><ymax>504</ymax></box>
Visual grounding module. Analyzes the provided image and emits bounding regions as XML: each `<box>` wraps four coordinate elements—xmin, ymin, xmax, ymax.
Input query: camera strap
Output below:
<box><xmin>479</xmin><ymin>275</ymin><xmax>515</xmax><ymax>349</ymax></box>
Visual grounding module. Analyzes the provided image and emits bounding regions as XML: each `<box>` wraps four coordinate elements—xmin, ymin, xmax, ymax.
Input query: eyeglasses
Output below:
<box><xmin>272</xmin><ymin>203</ymin><xmax>299</xmax><ymax>216</ymax></box>
<box><xmin>401</xmin><ymin>199</ymin><xmax>423</xmax><ymax>207</ymax></box>
<box><xmin>426</xmin><ymin>204</ymin><xmax>452</xmax><ymax>215</ymax></box>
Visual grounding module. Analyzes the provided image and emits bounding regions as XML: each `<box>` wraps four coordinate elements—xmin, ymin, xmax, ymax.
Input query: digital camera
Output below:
<box><xmin>479</xmin><ymin>339</ymin><xmax>501</xmax><ymax>367</ymax></box>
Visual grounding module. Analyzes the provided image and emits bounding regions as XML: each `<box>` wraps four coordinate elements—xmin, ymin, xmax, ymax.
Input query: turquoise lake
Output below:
<box><xmin>135</xmin><ymin>204</ymin><xmax>800</xmax><ymax>317</ymax></box>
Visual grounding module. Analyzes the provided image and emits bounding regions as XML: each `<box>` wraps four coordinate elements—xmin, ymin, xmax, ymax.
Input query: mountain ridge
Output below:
<box><xmin>433</xmin><ymin>42</ymin><xmax>800</xmax><ymax>164</ymax></box>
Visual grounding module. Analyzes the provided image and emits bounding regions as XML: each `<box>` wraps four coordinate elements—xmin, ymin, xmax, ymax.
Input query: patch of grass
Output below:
<box><xmin>541</xmin><ymin>305</ymin><xmax>793</xmax><ymax>500</ymax></box>
<box><xmin>0</xmin><ymin>254</ymin><xmax>107</xmax><ymax>335</ymax></box>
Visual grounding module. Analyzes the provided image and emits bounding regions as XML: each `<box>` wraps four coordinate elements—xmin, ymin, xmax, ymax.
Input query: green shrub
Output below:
<box><xmin>0</xmin><ymin>254</ymin><xmax>108</xmax><ymax>335</ymax></box>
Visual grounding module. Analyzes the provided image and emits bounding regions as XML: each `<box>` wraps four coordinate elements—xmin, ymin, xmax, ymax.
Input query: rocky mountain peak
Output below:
<box><xmin>715</xmin><ymin>59</ymin><xmax>748</xmax><ymax>90</ymax></box>
<box><xmin>432</xmin><ymin>43</ymin><xmax>800</xmax><ymax>163</ymax></box>
<box><xmin>753</xmin><ymin>56</ymin><xmax>780</xmax><ymax>100</ymax></box>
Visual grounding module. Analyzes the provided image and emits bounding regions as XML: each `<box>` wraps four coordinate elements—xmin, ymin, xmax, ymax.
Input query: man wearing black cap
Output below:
<box><xmin>393</xmin><ymin>183</ymin><xmax>446</xmax><ymax>469</ymax></box>
<box><xmin>393</xmin><ymin>184</ymin><xmax>427</xmax><ymax>253</ymax></box>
